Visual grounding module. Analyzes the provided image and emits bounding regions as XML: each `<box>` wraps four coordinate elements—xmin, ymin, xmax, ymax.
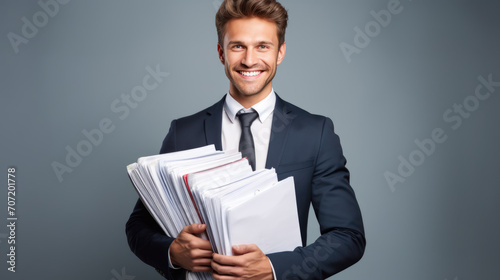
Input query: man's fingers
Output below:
<box><xmin>212</xmin><ymin>253</ymin><xmax>242</xmax><ymax>267</ymax></box>
<box><xmin>231</xmin><ymin>244</ymin><xmax>258</xmax><ymax>255</ymax></box>
<box><xmin>212</xmin><ymin>272</ymin><xmax>242</xmax><ymax>280</ymax></box>
<box><xmin>186</xmin><ymin>238</ymin><xmax>212</xmax><ymax>251</ymax></box>
<box><xmin>197</xmin><ymin>240</ymin><xmax>213</xmax><ymax>251</ymax></box>
<box><xmin>192</xmin><ymin>257</ymin><xmax>213</xmax><ymax>266</ymax></box>
<box><xmin>183</xmin><ymin>223</ymin><xmax>207</xmax><ymax>235</ymax></box>
<box><xmin>191</xmin><ymin>255</ymin><xmax>213</xmax><ymax>273</ymax></box>
<box><xmin>212</xmin><ymin>258</ymin><xmax>242</xmax><ymax>276</ymax></box>
<box><xmin>170</xmin><ymin>224</ymin><xmax>213</xmax><ymax>270</ymax></box>
<box><xmin>191</xmin><ymin>248</ymin><xmax>214</xmax><ymax>259</ymax></box>
<box><xmin>177</xmin><ymin>223</ymin><xmax>212</xmax><ymax>251</ymax></box>
<box><xmin>212</xmin><ymin>259</ymin><xmax>248</xmax><ymax>279</ymax></box>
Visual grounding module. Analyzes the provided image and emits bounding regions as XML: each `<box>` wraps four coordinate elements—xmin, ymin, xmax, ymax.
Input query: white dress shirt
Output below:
<box><xmin>221</xmin><ymin>90</ymin><xmax>276</xmax><ymax>170</ymax></box>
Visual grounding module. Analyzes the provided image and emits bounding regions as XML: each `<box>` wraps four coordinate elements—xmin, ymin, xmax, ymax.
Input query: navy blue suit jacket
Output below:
<box><xmin>126</xmin><ymin>94</ymin><xmax>365</xmax><ymax>279</ymax></box>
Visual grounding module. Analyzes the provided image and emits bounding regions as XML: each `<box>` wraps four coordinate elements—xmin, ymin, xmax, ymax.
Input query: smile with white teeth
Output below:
<box><xmin>239</xmin><ymin>71</ymin><xmax>262</xmax><ymax>77</ymax></box>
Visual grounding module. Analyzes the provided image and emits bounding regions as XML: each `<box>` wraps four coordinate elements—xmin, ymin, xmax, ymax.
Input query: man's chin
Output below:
<box><xmin>233</xmin><ymin>83</ymin><xmax>270</xmax><ymax>96</ymax></box>
<box><xmin>233</xmin><ymin>89</ymin><xmax>265</xmax><ymax>97</ymax></box>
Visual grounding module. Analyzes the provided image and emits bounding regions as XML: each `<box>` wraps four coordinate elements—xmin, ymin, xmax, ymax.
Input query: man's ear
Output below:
<box><xmin>277</xmin><ymin>41</ymin><xmax>286</xmax><ymax>65</ymax></box>
<box><xmin>217</xmin><ymin>43</ymin><xmax>225</xmax><ymax>65</ymax></box>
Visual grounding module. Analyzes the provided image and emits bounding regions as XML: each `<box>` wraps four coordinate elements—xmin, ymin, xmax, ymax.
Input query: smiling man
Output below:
<box><xmin>126</xmin><ymin>1</ymin><xmax>365</xmax><ymax>279</ymax></box>
<box><xmin>219</xmin><ymin>16</ymin><xmax>285</xmax><ymax>109</ymax></box>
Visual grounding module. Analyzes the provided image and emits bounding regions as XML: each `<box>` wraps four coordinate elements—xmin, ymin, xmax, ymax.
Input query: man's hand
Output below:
<box><xmin>170</xmin><ymin>223</ymin><xmax>213</xmax><ymax>272</ymax></box>
<box><xmin>211</xmin><ymin>244</ymin><xmax>273</xmax><ymax>280</ymax></box>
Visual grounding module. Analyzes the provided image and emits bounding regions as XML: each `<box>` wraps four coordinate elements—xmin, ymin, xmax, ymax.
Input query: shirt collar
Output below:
<box><xmin>223</xmin><ymin>89</ymin><xmax>276</xmax><ymax>124</ymax></box>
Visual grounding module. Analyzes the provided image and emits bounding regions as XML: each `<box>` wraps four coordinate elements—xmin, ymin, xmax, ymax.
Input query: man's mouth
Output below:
<box><xmin>238</xmin><ymin>71</ymin><xmax>263</xmax><ymax>77</ymax></box>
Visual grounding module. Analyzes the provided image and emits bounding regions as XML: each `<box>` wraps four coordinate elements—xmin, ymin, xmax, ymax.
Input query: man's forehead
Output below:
<box><xmin>223</xmin><ymin>17</ymin><xmax>279</xmax><ymax>44</ymax></box>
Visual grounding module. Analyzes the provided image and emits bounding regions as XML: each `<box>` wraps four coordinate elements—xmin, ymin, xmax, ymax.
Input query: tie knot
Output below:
<box><xmin>237</xmin><ymin>111</ymin><xmax>258</xmax><ymax>127</ymax></box>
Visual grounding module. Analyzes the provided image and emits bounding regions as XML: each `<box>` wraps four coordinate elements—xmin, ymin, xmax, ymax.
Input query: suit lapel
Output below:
<box><xmin>205</xmin><ymin>94</ymin><xmax>295</xmax><ymax>168</ymax></box>
<box><xmin>265</xmin><ymin>94</ymin><xmax>295</xmax><ymax>169</ymax></box>
<box><xmin>204</xmin><ymin>96</ymin><xmax>225</xmax><ymax>151</ymax></box>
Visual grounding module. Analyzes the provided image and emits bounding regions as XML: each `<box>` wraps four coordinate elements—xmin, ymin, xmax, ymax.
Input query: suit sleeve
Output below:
<box><xmin>267</xmin><ymin>117</ymin><xmax>366</xmax><ymax>279</ymax></box>
<box><xmin>125</xmin><ymin>120</ymin><xmax>187</xmax><ymax>280</ymax></box>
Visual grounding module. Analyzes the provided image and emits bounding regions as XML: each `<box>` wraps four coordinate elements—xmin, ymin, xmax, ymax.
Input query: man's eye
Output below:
<box><xmin>234</xmin><ymin>45</ymin><xmax>243</xmax><ymax>49</ymax></box>
<box><xmin>259</xmin><ymin>45</ymin><xmax>268</xmax><ymax>49</ymax></box>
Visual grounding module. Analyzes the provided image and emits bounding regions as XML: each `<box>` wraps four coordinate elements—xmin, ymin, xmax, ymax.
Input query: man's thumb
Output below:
<box><xmin>185</xmin><ymin>223</ymin><xmax>206</xmax><ymax>234</ymax></box>
<box><xmin>232</xmin><ymin>244</ymin><xmax>256</xmax><ymax>255</ymax></box>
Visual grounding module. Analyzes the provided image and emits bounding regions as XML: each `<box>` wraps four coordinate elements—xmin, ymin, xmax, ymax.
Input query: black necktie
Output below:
<box><xmin>237</xmin><ymin>111</ymin><xmax>259</xmax><ymax>170</ymax></box>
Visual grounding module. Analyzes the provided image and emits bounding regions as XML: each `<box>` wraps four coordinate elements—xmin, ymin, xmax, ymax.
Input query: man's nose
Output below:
<box><xmin>241</xmin><ymin>49</ymin><xmax>258</xmax><ymax>67</ymax></box>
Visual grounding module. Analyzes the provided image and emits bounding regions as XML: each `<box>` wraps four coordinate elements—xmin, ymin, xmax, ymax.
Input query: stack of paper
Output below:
<box><xmin>127</xmin><ymin>145</ymin><xmax>302</xmax><ymax>279</ymax></box>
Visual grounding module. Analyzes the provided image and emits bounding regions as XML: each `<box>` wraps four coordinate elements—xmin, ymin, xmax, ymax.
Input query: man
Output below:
<box><xmin>126</xmin><ymin>0</ymin><xmax>365</xmax><ymax>279</ymax></box>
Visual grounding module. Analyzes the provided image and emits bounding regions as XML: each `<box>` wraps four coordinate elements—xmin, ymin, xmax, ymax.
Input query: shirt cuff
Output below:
<box><xmin>168</xmin><ymin>247</ymin><xmax>182</xmax><ymax>270</ymax></box>
<box><xmin>268</xmin><ymin>257</ymin><xmax>277</xmax><ymax>280</ymax></box>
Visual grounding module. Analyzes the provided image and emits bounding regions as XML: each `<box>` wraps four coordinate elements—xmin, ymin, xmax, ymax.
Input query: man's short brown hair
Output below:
<box><xmin>215</xmin><ymin>0</ymin><xmax>288</xmax><ymax>48</ymax></box>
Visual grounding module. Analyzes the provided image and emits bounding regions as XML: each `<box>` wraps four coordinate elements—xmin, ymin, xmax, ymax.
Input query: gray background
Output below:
<box><xmin>1</xmin><ymin>0</ymin><xmax>499</xmax><ymax>279</ymax></box>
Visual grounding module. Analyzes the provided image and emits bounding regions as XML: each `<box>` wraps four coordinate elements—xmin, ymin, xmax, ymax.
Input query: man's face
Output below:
<box><xmin>218</xmin><ymin>17</ymin><xmax>286</xmax><ymax>106</ymax></box>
